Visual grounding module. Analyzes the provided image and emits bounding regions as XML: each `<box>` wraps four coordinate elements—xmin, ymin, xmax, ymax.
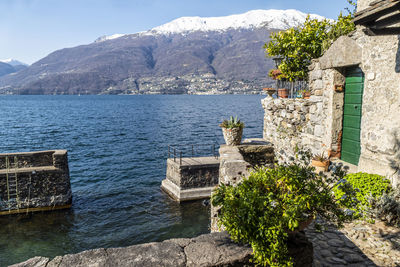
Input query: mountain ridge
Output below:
<box><xmin>0</xmin><ymin>9</ymin><xmax>325</xmax><ymax>95</ymax></box>
<box><xmin>0</xmin><ymin>59</ymin><xmax>28</xmax><ymax>67</ymax></box>
<box><xmin>96</xmin><ymin>9</ymin><xmax>325</xmax><ymax>42</ymax></box>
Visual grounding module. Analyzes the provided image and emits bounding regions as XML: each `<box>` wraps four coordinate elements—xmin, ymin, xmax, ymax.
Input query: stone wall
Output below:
<box><xmin>350</xmin><ymin>31</ymin><xmax>400</xmax><ymax>186</ymax></box>
<box><xmin>263</xmin><ymin>59</ymin><xmax>349</xmax><ymax>164</ymax></box>
<box><xmin>0</xmin><ymin>150</ymin><xmax>72</xmax><ymax>214</ymax></box>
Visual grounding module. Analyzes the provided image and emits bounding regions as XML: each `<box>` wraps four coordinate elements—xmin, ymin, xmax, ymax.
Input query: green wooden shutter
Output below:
<box><xmin>341</xmin><ymin>67</ymin><xmax>364</xmax><ymax>165</ymax></box>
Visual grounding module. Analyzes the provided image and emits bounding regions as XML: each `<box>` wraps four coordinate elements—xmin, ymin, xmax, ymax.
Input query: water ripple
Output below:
<box><xmin>0</xmin><ymin>95</ymin><xmax>265</xmax><ymax>266</ymax></box>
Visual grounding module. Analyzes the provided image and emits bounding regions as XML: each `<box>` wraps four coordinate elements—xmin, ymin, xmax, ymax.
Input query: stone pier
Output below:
<box><xmin>161</xmin><ymin>156</ymin><xmax>219</xmax><ymax>202</ymax></box>
<box><xmin>0</xmin><ymin>150</ymin><xmax>72</xmax><ymax>215</ymax></box>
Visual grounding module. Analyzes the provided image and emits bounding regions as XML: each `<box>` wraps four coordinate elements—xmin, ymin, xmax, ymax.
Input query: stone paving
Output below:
<box><xmin>305</xmin><ymin>218</ymin><xmax>400</xmax><ymax>267</ymax></box>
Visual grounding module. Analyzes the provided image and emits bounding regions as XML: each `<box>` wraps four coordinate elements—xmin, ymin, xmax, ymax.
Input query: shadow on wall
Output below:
<box><xmin>395</xmin><ymin>36</ymin><xmax>400</xmax><ymax>73</ymax></box>
<box><xmin>387</xmin><ymin>130</ymin><xmax>400</xmax><ymax>184</ymax></box>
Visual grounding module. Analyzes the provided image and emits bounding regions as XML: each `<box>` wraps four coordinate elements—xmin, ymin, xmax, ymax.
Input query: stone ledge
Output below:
<box><xmin>11</xmin><ymin>231</ymin><xmax>314</xmax><ymax>267</ymax></box>
<box><xmin>10</xmin><ymin>232</ymin><xmax>253</xmax><ymax>267</ymax></box>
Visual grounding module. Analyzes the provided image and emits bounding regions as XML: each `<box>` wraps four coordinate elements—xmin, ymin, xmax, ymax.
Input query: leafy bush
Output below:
<box><xmin>265</xmin><ymin>13</ymin><xmax>355</xmax><ymax>81</ymax></box>
<box><xmin>370</xmin><ymin>187</ymin><xmax>400</xmax><ymax>227</ymax></box>
<box><xmin>219</xmin><ymin>116</ymin><xmax>244</xmax><ymax>129</ymax></box>
<box><xmin>333</xmin><ymin>172</ymin><xmax>391</xmax><ymax>210</ymax></box>
<box><xmin>212</xmin><ymin>161</ymin><xmax>356</xmax><ymax>266</ymax></box>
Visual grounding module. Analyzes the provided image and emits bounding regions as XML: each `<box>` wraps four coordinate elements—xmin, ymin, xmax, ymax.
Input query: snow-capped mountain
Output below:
<box><xmin>0</xmin><ymin>9</ymin><xmax>325</xmax><ymax>95</ymax></box>
<box><xmin>95</xmin><ymin>9</ymin><xmax>325</xmax><ymax>42</ymax></box>
<box><xmin>147</xmin><ymin>9</ymin><xmax>324</xmax><ymax>35</ymax></box>
<box><xmin>0</xmin><ymin>59</ymin><xmax>28</xmax><ymax>66</ymax></box>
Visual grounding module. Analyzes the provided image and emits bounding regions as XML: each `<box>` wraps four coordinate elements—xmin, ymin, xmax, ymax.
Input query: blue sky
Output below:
<box><xmin>1</xmin><ymin>0</ymin><xmax>352</xmax><ymax>65</ymax></box>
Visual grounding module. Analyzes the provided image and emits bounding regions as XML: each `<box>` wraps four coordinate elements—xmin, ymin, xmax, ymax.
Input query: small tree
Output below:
<box><xmin>264</xmin><ymin>14</ymin><xmax>355</xmax><ymax>81</ymax></box>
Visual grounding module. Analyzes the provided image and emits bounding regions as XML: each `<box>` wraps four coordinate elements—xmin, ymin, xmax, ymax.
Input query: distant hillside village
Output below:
<box><xmin>0</xmin><ymin>10</ymin><xmax>322</xmax><ymax>95</ymax></box>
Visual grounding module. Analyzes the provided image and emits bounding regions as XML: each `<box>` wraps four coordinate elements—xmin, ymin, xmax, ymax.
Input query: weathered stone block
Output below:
<box><xmin>311</xmin><ymin>70</ymin><xmax>323</xmax><ymax>80</ymax></box>
<box><xmin>314</xmin><ymin>125</ymin><xmax>324</xmax><ymax>137</ymax></box>
<box><xmin>314</xmin><ymin>89</ymin><xmax>323</xmax><ymax>96</ymax></box>
<box><xmin>319</xmin><ymin>36</ymin><xmax>362</xmax><ymax>69</ymax></box>
<box><xmin>313</xmin><ymin>79</ymin><xmax>323</xmax><ymax>90</ymax></box>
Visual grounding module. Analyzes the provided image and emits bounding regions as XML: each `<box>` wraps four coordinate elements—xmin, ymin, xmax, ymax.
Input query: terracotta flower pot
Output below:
<box><xmin>303</xmin><ymin>91</ymin><xmax>311</xmax><ymax>99</ymax></box>
<box><xmin>222</xmin><ymin>127</ymin><xmax>243</xmax><ymax>146</ymax></box>
<box><xmin>311</xmin><ymin>159</ymin><xmax>330</xmax><ymax>172</ymax></box>
<box><xmin>277</xmin><ymin>88</ymin><xmax>289</xmax><ymax>98</ymax></box>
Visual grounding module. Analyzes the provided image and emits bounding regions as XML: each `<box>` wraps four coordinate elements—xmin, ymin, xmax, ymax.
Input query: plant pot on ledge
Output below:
<box><xmin>222</xmin><ymin>127</ymin><xmax>243</xmax><ymax>146</ymax></box>
<box><xmin>303</xmin><ymin>91</ymin><xmax>311</xmax><ymax>99</ymax></box>
<box><xmin>263</xmin><ymin>87</ymin><xmax>276</xmax><ymax>97</ymax></box>
<box><xmin>277</xmin><ymin>88</ymin><xmax>289</xmax><ymax>98</ymax></box>
<box><xmin>311</xmin><ymin>153</ymin><xmax>330</xmax><ymax>172</ymax></box>
<box><xmin>219</xmin><ymin>116</ymin><xmax>245</xmax><ymax>146</ymax></box>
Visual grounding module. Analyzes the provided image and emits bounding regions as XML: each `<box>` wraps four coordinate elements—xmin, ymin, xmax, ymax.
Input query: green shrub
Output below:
<box><xmin>212</xmin><ymin>162</ymin><xmax>356</xmax><ymax>267</ymax></box>
<box><xmin>333</xmin><ymin>172</ymin><xmax>391</xmax><ymax>210</ymax></box>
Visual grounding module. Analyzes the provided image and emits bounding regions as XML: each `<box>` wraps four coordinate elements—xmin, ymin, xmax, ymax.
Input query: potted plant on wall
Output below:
<box><xmin>263</xmin><ymin>87</ymin><xmax>276</xmax><ymax>97</ymax></box>
<box><xmin>219</xmin><ymin>116</ymin><xmax>245</xmax><ymax>146</ymax></box>
<box><xmin>311</xmin><ymin>152</ymin><xmax>330</xmax><ymax>172</ymax></box>
<box><xmin>268</xmin><ymin>69</ymin><xmax>288</xmax><ymax>99</ymax></box>
<box><xmin>277</xmin><ymin>88</ymin><xmax>289</xmax><ymax>98</ymax></box>
<box><xmin>302</xmin><ymin>89</ymin><xmax>311</xmax><ymax>99</ymax></box>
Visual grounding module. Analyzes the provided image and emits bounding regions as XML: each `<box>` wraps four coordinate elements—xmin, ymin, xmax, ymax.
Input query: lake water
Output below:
<box><xmin>0</xmin><ymin>95</ymin><xmax>266</xmax><ymax>266</ymax></box>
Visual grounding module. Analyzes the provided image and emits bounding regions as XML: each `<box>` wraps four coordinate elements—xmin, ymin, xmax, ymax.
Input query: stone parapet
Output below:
<box><xmin>11</xmin><ymin>232</ymin><xmax>253</xmax><ymax>267</ymax></box>
<box><xmin>262</xmin><ymin>96</ymin><xmax>327</xmax><ymax>163</ymax></box>
<box><xmin>11</xmin><ymin>231</ymin><xmax>313</xmax><ymax>267</ymax></box>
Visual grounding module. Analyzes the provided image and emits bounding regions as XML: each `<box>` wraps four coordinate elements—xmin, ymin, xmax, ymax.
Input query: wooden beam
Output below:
<box><xmin>367</xmin><ymin>12</ymin><xmax>400</xmax><ymax>28</ymax></box>
<box><xmin>363</xmin><ymin>26</ymin><xmax>400</xmax><ymax>35</ymax></box>
<box><xmin>354</xmin><ymin>1</ymin><xmax>400</xmax><ymax>25</ymax></box>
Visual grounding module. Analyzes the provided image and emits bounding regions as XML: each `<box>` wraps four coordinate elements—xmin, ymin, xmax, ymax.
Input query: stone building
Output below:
<box><xmin>263</xmin><ymin>0</ymin><xmax>400</xmax><ymax>186</ymax></box>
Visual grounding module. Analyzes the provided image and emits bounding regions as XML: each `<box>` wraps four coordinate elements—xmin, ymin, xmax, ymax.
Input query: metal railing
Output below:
<box><xmin>276</xmin><ymin>80</ymin><xmax>309</xmax><ymax>99</ymax></box>
<box><xmin>167</xmin><ymin>143</ymin><xmax>219</xmax><ymax>165</ymax></box>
